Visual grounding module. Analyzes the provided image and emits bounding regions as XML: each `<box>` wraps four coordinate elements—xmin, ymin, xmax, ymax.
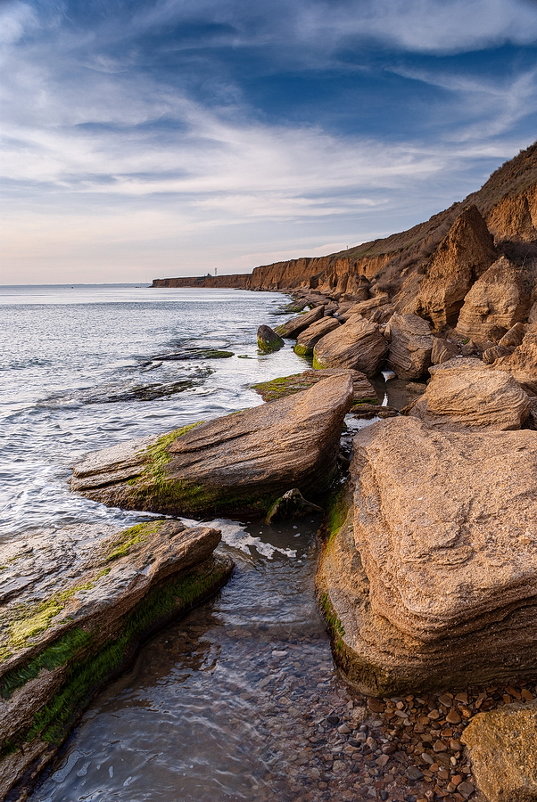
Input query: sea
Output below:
<box><xmin>1</xmin><ymin>284</ymin><xmax>358</xmax><ymax>802</ymax></box>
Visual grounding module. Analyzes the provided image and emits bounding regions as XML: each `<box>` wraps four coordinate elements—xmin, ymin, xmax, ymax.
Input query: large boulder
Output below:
<box><xmin>386</xmin><ymin>312</ymin><xmax>433</xmax><ymax>379</ymax></box>
<box><xmin>293</xmin><ymin>317</ymin><xmax>340</xmax><ymax>356</ymax></box>
<box><xmin>312</xmin><ymin>317</ymin><xmax>387</xmax><ymax>376</ymax></box>
<box><xmin>72</xmin><ymin>374</ymin><xmax>354</xmax><ymax>518</ymax></box>
<box><xmin>318</xmin><ymin>416</ymin><xmax>537</xmax><ymax>695</ymax></box>
<box><xmin>408</xmin><ymin>361</ymin><xmax>530</xmax><ymax>430</ymax></box>
<box><xmin>457</xmin><ymin>256</ymin><xmax>533</xmax><ymax>345</ymax></box>
<box><xmin>251</xmin><ymin>368</ymin><xmax>377</xmax><ymax>403</ymax></box>
<box><xmin>418</xmin><ymin>206</ymin><xmax>496</xmax><ymax>330</ymax></box>
<box><xmin>492</xmin><ymin>324</ymin><xmax>537</xmax><ymax>394</ymax></box>
<box><xmin>274</xmin><ymin>305</ymin><xmax>324</xmax><ymax>338</ymax></box>
<box><xmin>257</xmin><ymin>324</ymin><xmax>284</xmax><ymax>353</ymax></box>
<box><xmin>462</xmin><ymin>702</ymin><xmax>537</xmax><ymax>802</ymax></box>
<box><xmin>0</xmin><ymin>520</ymin><xmax>232</xmax><ymax>801</ymax></box>
<box><xmin>431</xmin><ymin>336</ymin><xmax>459</xmax><ymax>365</ymax></box>
<box><xmin>338</xmin><ymin>294</ymin><xmax>390</xmax><ymax>322</ymax></box>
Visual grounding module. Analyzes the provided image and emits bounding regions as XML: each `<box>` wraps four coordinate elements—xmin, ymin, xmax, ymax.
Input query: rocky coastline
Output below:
<box><xmin>4</xmin><ymin>142</ymin><xmax>537</xmax><ymax>801</ymax></box>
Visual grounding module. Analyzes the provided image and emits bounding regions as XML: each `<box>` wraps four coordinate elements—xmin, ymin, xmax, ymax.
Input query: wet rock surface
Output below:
<box><xmin>71</xmin><ymin>374</ymin><xmax>354</xmax><ymax>519</ymax></box>
<box><xmin>251</xmin><ymin>368</ymin><xmax>378</xmax><ymax>403</ymax></box>
<box><xmin>257</xmin><ymin>324</ymin><xmax>285</xmax><ymax>353</ymax></box>
<box><xmin>0</xmin><ymin>520</ymin><xmax>232</xmax><ymax>802</ymax></box>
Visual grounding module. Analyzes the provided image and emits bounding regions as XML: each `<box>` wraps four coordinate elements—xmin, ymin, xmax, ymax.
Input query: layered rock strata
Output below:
<box><xmin>71</xmin><ymin>374</ymin><xmax>354</xmax><ymax>519</ymax></box>
<box><xmin>0</xmin><ymin>520</ymin><xmax>232</xmax><ymax>802</ymax></box>
<box><xmin>386</xmin><ymin>313</ymin><xmax>433</xmax><ymax>379</ymax></box>
<box><xmin>274</xmin><ymin>306</ymin><xmax>324</xmax><ymax>338</ymax></box>
<box><xmin>312</xmin><ymin>317</ymin><xmax>387</xmax><ymax>376</ymax></box>
<box><xmin>251</xmin><ymin>368</ymin><xmax>377</xmax><ymax>403</ymax></box>
<box><xmin>293</xmin><ymin>317</ymin><xmax>340</xmax><ymax>356</ymax></box>
<box><xmin>318</xmin><ymin>416</ymin><xmax>537</xmax><ymax>696</ymax></box>
<box><xmin>408</xmin><ymin>361</ymin><xmax>530</xmax><ymax>430</ymax></box>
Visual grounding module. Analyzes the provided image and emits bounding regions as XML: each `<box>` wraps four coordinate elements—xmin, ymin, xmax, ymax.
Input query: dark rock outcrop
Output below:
<box><xmin>71</xmin><ymin>374</ymin><xmax>354</xmax><ymax>519</ymax></box>
<box><xmin>257</xmin><ymin>324</ymin><xmax>284</xmax><ymax>353</ymax></box>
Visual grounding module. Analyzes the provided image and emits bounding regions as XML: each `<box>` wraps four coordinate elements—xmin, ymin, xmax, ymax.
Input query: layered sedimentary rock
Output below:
<box><xmin>462</xmin><ymin>702</ymin><xmax>537</xmax><ymax>802</ymax></box>
<box><xmin>313</xmin><ymin>317</ymin><xmax>387</xmax><ymax>376</ymax></box>
<box><xmin>0</xmin><ymin>520</ymin><xmax>232</xmax><ymax>802</ymax></box>
<box><xmin>318</xmin><ymin>416</ymin><xmax>537</xmax><ymax>695</ymax></box>
<box><xmin>294</xmin><ymin>317</ymin><xmax>340</xmax><ymax>356</ymax></box>
<box><xmin>386</xmin><ymin>313</ymin><xmax>433</xmax><ymax>379</ymax></box>
<box><xmin>456</xmin><ymin>256</ymin><xmax>533</xmax><ymax>345</ymax></box>
<box><xmin>338</xmin><ymin>294</ymin><xmax>390</xmax><ymax>322</ymax></box>
<box><xmin>251</xmin><ymin>368</ymin><xmax>377</xmax><ymax>403</ymax></box>
<box><xmin>408</xmin><ymin>361</ymin><xmax>530</xmax><ymax>430</ymax></box>
<box><xmin>417</xmin><ymin>206</ymin><xmax>496</xmax><ymax>330</ymax></box>
<box><xmin>431</xmin><ymin>336</ymin><xmax>459</xmax><ymax>365</ymax></box>
<box><xmin>274</xmin><ymin>306</ymin><xmax>324</xmax><ymax>338</ymax></box>
<box><xmin>72</xmin><ymin>374</ymin><xmax>354</xmax><ymax>518</ymax></box>
<box><xmin>492</xmin><ymin>324</ymin><xmax>537</xmax><ymax>394</ymax></box>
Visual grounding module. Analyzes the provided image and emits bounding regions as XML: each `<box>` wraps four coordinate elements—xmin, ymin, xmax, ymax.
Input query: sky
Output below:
<box><xmin>2</xmin><ymin>0</ymin><xmax>537</xmax><ymax>283</ymax></box>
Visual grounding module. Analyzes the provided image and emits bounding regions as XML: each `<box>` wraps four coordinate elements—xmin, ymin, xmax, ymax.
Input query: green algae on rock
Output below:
<box><xmin>256</xmin><ymin>324</ymin><xmax>284</xmax><ymax>353</ymax></box>
<box><xmin>71</xmin><ymin>373</ymin><xmax>354</xmax><ymax>519</ymax></box>
<box><xmin>252</xmin><ymin>368</ymin><xmax>378</xmax><ymax>404</ymax></box>
<box><xmin>0</xmin><ymin>519</ymin><xmax>232</xmax><ymax>802</ymax></box>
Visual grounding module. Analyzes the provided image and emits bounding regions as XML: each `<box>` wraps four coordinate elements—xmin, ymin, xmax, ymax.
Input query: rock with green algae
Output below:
<box><xmin>293</xmin><ymin>316</ymin><xmax>340</xmax><ymax>356</ymax></box>
<box><xmin>462</xmin><ymin>702</ymin><xmax>537</xmax><ymax>801</ymax></box>
<box><xmin>0</xmin><ymin>519</ymin><xmax>232</xmax><ymax>802</ymax></box>
<box><xmin>251</xmin><ymin>368</ymin><xmax>378</xmax><ymax>404</ymax></box>
<box><xmin>71</xmin><ymin>373</ymin><xmax>354</xmax><ymax>519</ymax></box>
<box><xmin>256</xmin><ymin>324</ymin><xmax>284</xmax><ymax>353</ymax></box>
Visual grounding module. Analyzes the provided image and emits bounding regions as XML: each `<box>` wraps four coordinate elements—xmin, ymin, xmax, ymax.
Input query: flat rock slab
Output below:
<box><xmin>274</xmin><ymin>305</ymin><xmax>324</xmax><ymax>338</ymax></box>
<box><xmin>294</xmin><ymin>317</ymin><xmax>340</xmax><ymax>356</ymax></box>
<box><xmin>409</xmin><ymin>362</ymin><xmax>530</xmax><ymax>430</ymax></box>
<box><xmin>0</xmin><ymin>520</ymin><xmax>232</xmax><ymax>801</ymax></box>
<box><xmin>462</xmin><ymin>702</ymin><xmax>537</xmax><ymax>801</ymax></box>
<box><xmin>251</xmin><ymin>368</ymin><xmax>378</xmax><ymax>403</ymax></box>
<box><xmin>318</xmin><ymin>416</ymin><xmax>537</xmax><ymax>695</ymax></box>
<box><xmin>72</xmin><ymin>374</ymin><xmax>354</xmax><ymax>519</ymax></box>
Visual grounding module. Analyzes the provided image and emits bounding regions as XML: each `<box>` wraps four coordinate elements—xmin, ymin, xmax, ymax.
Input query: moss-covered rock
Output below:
<box><xmin>72</xmin><ymin>374</ymin><xmax>354</xmax><ymax>519</ymax></box>
<box><xmin>257</xmin><ymin>324</ymin><xmax>284</xmax><ymax>353</ymax></box>
<box><xmin>0</xmin><ymin>520</ymin><xmax>232</xmax><ymax>801</ymax></box>
<box><xmin>251</xmin><ymin>369</ymin><xmax>378</xmax><ymax>404</ymax></box>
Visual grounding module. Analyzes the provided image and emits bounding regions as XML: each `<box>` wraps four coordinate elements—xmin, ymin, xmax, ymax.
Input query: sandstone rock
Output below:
<box><xmin>293</xmin><ymin>316</ymin><xmax>340</xmax><ymax>356</ymax></box>
<box><xmin>386</xmin><ymin>313</ymin><xmax>433</xmax><ymax>379</ymax></box>
<box><xmin>257</xmin><ymin>324</ymin><xmax>284</xmax><ymax>353</ymax></box>
<box><xmin>457</xmin><ymin>256</ymin><xmax>533</xmax><ymax>345</ymax></box>
<box><xmin>418</xmin><ymin>206</ymin><xmax>496</xmax><ymax>330</ymax></box>
<box><xmin>499</xmin><ymin>321</ymin><xmax>527</xmax><ymax>348</ymax></box>
<box><xmin>313</xmin><ymin>317</ymin><xmax>388</xmax><ymax>376</ymax></box>
<box><xmin>0</xmin><ymin>520</ymin><xmax>232</xmax><ymax>802</ymax></box>
<box><xmin>462</xmin><ymin>702</ymin><xmax>537</xmax><ymax>802</ymax></box>
<box><xmin>251</xmin><ymin>368</ymin><xmax>377</xmax><ymax>403</ymax></box>
<box><xmin>338</xmin><ymin>294</ymin><xmax>390</xmax><ymax>322</ymax></box>
<box><xmin>482</xmin><ymin>344</ymin><xmax>513</xmax><ymax>364</ymax></box>
<box><xmin>275</xmin><ymin>305</ymin><xmax>324</xmax><ymax>338</ymax></box>
<box><xmin>493</xmin><ymin>325</ymin><xmax>537</xmax><ymax>394</ymax></box>
<box><xmin>72</xmin><ymin>374</ymin><xmax>354</xmax><ymax>519</ymax></box>
<box><xmin>318</xmin><ymin>416</ymin><xmax>537</xmax><ymax>695</ymax></box>
<box><xmin>431</xmin><ymin>336</ymin><xmax>459</xmax><ymax>365</ymax></box>
<box><xmin>409</xmin><ymin>362</ymin><xmax>530</xmax><ymax>430</ymax></box>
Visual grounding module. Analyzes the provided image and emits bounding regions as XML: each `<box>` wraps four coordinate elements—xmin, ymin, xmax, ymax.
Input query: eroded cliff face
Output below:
<box><xmin>152</xmin><ymin>141</ymin><xmax>537</xmax><ymax>301</ymax></box>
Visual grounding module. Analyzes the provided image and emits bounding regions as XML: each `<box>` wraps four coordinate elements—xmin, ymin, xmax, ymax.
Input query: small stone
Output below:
<box><xmin>367</xmin><ymin>698</ymin><xmax>386</xmax><ymax>713</ymax></box>
<box><xmin>407</xmin><ymin>766</ymin><xmax>424</xmax><ymax>780</ymax></box>
<box><xmin>337</xmin><ymin>724</ymin><xmax>352</xmax><ymax>734</ymax></box>
<box><xmin>438</xmin><ymin>693</ymin><xmax>453</xmax><ymax>707</ymax></box>
<box><xmin>449</xmin><ymin>739</ymin><xmax>462</xmax><ymax>752</ymax></box>
<box><xmin>428</xmin><ymin>709</ymin><xmax>441</xmax><ymax>720</ymax></box>
<box><xmin>454</xmin><ymin>693</ymin><xmax>468</xmax><ymax>704</ymax></box>
<box><xmin>457</xmin><ymin>781</ymin><xmax>475</xmax><ymax>798</ymax></box>
<box><xmin>522</xmin><ymin>688</ymin><xmax>535</xmax><ymax>701</ymax></box>
<box><xmin>445</xmin><ymin>709</ymin><xmax>461</xmax><ymax>724</ymax></box>
<box><xmin>433</xmin><ymin>740</ymin><xmax>447</xmax><ymax>752</ymax></box>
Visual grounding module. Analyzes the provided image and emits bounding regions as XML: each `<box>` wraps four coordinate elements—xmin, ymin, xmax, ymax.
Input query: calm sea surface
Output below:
<box><xmin>1</xmin><ymin>285</ymin><xmax>356</xmax><ymax>802</ymax></box>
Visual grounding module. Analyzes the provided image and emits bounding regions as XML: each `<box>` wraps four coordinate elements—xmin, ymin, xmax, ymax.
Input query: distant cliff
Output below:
<box><xmin>152</xmin><ymin>142</ymin><xmax>537</xmax><ymax>296</ymax></box>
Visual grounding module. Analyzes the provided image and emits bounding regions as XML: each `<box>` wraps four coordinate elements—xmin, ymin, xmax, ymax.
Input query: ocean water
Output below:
<box><xmin>0</xmin><ymin>284</ymin><xmax>307</xmax><ymax>538</ymax></box>
<box><xmin>2</xmin><ymin>285</ymin><xmax>360</xmax><ymax>802</ymax></box>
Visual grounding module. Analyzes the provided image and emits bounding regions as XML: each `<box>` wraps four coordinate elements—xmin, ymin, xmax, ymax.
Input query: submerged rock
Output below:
<box><xmin>318</xmin><ymin>416</ymin><xmax>537</xmax><ymax>695</ymax></box>
<box><xmin>408</xmin><ymin>361</ymin><xmax>530</xmax><ymax>430</ymax></box>
<box><xmin>251</xmin><ymin>368</ymin><xmax>377</xmax><ymax>404</ymax></box>
<box><xmin>156</xmin><ymin>348</ymin><xmax>234</xmax><ymax>360</ymax></box>
<box><xmin>71</xmin><ymin>374</ymin><xmax>354</xmax><ymax>519</ymax></box>
<box><xmin>0</xmin><ymin>519</ymin><xmax>232</xmax><ymax>802</ymax></box>
<box><xmin>265</xmin><ymin>488</ymin><xmax>323</xmax><ymax>524</ymax></box>
<box><xmin>462</xmin><ymin>702</ymin><xmax>537</xmax><ymax>802</ymax></box>
<box><xmin>312</xmin><ymin>317</ymin><xmax>387</xmax><ymax>376</ymax></box>
<box><xmin>257</xmin><ymin>324</ymin><xmax>284</xmax><ymax>353</ymax></box>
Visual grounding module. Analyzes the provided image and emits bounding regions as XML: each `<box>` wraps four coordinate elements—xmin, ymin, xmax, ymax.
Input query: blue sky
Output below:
<box><xmin>2</xmin><ymin>0</ymin><xmax>537</xmax><ymax>283</ymax></box>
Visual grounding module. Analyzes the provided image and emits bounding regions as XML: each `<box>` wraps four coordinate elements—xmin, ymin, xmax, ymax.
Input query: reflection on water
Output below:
<box><xmin>31</xmin><ymin>519</ymin><xmax>355</xmax><ymax>802</ymax></box>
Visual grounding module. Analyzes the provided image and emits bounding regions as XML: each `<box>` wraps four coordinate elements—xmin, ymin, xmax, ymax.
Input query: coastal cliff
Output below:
<box><xmin>152</xmin><ymin>141</ymin><xmax>537</xmax><ymax>295</ymax></box>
